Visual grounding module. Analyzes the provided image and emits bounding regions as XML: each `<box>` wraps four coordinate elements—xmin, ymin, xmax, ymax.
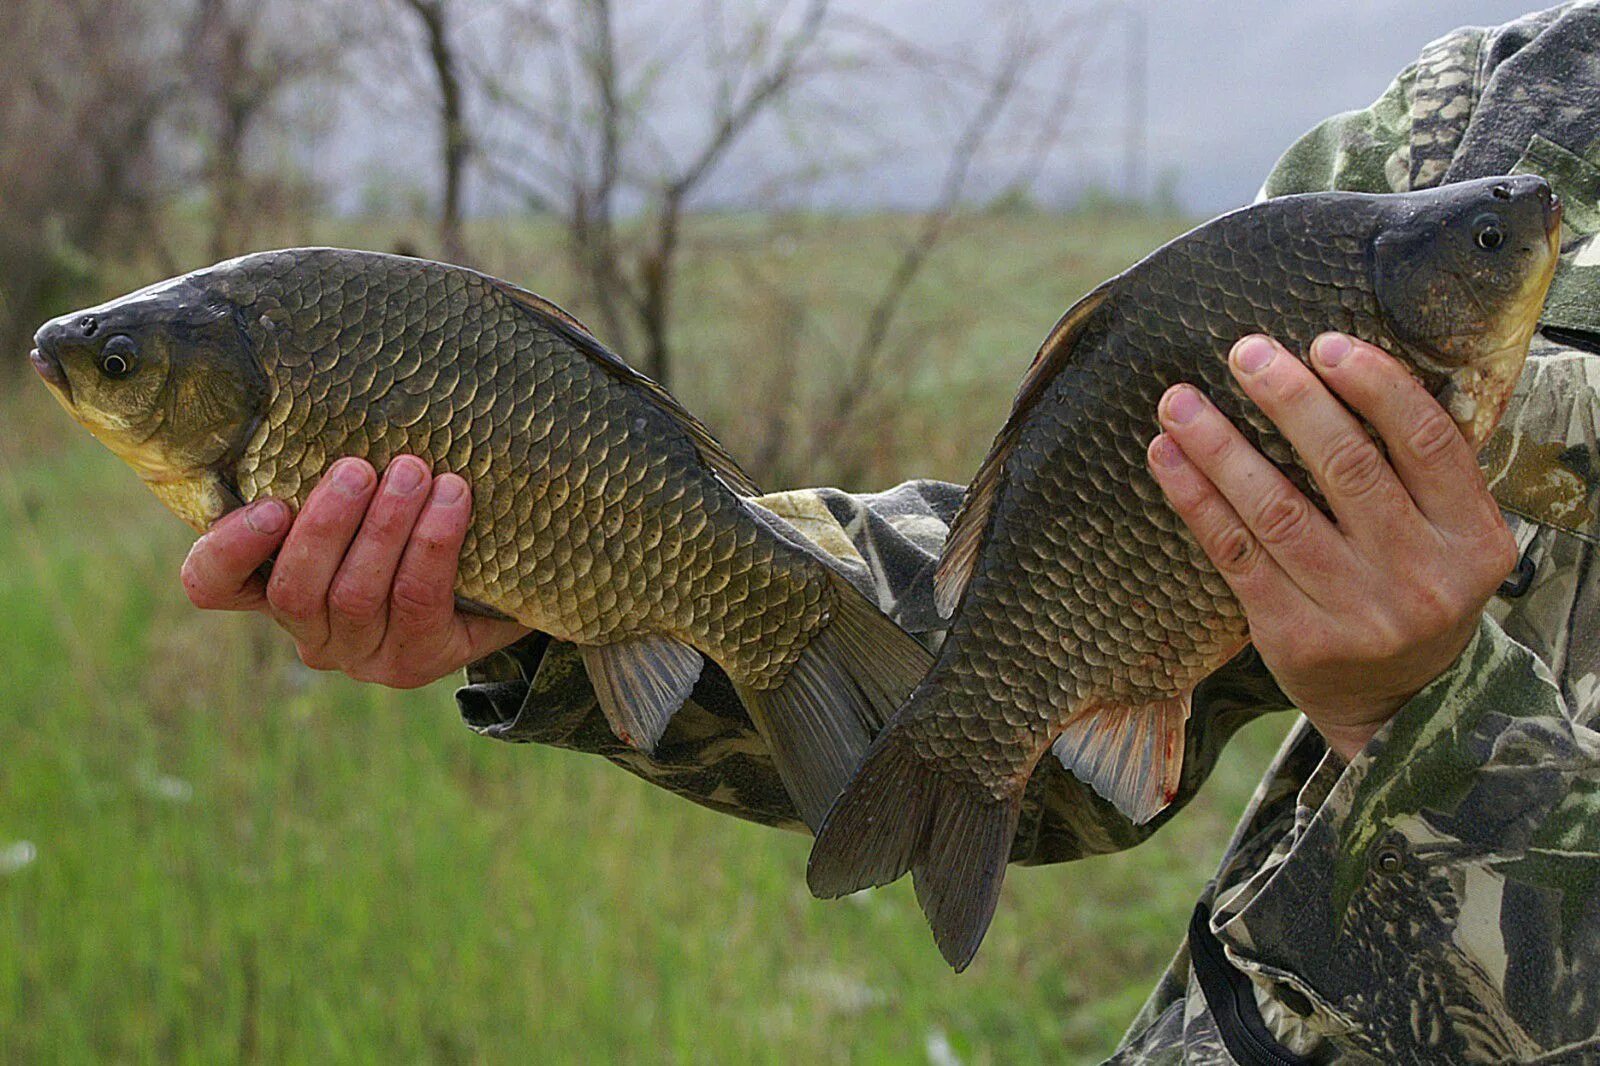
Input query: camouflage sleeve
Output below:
<box><xmin>1157</xmin><ymin>615</ymin><xmax>1600</xmax><ymax>1064</ymax></box>
<box><xmin>456</xmin><ymin>480</ymin><xmax>1296</xmax><ymax>861</ymax></box>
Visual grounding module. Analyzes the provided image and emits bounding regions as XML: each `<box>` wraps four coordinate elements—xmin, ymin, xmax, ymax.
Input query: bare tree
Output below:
<box><xmin>390</xmin><ymin>0</ymin><xmax>472</xmax><ymax>262</ymax></box>
<box><xmin>472</xmin><ymin>0</ymin><xmax>834</xmax><ymax>387</ymax></box>
<box><xmin>0</xmin><ymin>0</ymin><xmax>178</xmax><ymax>366</ymax></box>
<box><xmin>182</xmin><ymin>0</ymin><xmax>353</xmax><ymax>260</ymax></box>
<box><xmin>454</xmin><ymin>2</ymin><xmax>1088</xmax><ymax>422</ymax></box>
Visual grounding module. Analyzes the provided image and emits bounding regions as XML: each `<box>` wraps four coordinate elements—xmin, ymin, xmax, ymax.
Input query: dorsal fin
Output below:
<box><xmin>933</xmin><ymin>283</ymin><xmax>1113</xmax><ymax>617</ymax></box>
<box><xmin>490</xmin><ymin>277</ymin><xmax>761</xmax><ymax>497</ymax></box>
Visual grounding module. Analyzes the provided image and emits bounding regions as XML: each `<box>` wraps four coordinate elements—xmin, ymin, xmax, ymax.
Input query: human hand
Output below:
<box><xmin>180</xmin><ymin>456</ymin><xmax>531</xmax><ymax>689</ymax></box>
<box><xmin>1146</xmin><ymin>332</ymin><xmax>1518</xmax><ymax>761</ymax></box>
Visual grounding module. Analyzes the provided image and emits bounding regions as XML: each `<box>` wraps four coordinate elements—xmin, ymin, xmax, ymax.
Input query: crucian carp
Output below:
<box><xmin>807</xmin><ymin>175</ymin><xmax>1563</xmax><ymax>971</ymax></box>
<box><xmin>30</xmin><ymin>250</ymin><xmax>933</xmax><ymax>831</ymax></box>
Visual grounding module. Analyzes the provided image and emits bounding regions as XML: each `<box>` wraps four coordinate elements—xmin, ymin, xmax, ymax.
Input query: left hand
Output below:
<box><xmin>1146</xmin><ymin>332</ymin><xmax>1519</xmax><ymax>761</ymax></box>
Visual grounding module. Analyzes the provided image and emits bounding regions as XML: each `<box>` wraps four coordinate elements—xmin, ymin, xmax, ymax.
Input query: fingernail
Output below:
<box><xmin>433</xmin><ymin>475</ymin><xmax>466</xmax><ymax>505</ymax></box>
<box><xmin>1314</xmin><ymin>333</ymin><xmax>1352</xmax><ymax>367</ymax></box>
<box><xmin>331</xmin><ymin>459</ymin><xmax>372</xmax><ymax>497</ymax></box>
<box><xmin>1164</xmin><ymin>385</ymin><xmax>1204</xmax><ymax>425</ymax></box>
<box><xmin>1149</xmin><ymin>434</ymin><xmax>1185</xmax><ymax>469</ymax></box>
<box><xmin>386</xmin><ymin>458</ymin><xmax>425</xmax><ymax>496</ymax></box>
<box><xmin>245</xmin><ymin>499</ymin><xmax>288</xmax><ymax>535</ymax></box>
<box><xmin>1233</xmin><ymin>336</ymin><xmax>1275</xmax><ymax>374</ymax></box>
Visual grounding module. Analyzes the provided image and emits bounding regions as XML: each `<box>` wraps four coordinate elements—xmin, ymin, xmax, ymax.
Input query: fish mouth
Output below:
<box><xmin>29</xmin><ymin>346</ymin><xmax>73</xmax><ymax>405</ymax></box>
<box><xmin>1546</xmin><ymin>188</ymin><xmax>1563</xmax><ymax>238</ymax></box>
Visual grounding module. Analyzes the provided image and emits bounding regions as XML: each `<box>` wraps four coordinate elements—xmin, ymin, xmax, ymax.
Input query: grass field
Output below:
<box><xmin>0</xmin><ymin>210</ymin><xmax>1296</xmax><ymax>1063</ymax></box>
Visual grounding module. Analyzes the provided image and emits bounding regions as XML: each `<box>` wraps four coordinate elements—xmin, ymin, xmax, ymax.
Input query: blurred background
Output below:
<box><xmin>0</xmin><ymin>0</ymin><xmax>1549</xmax><ymax>1061</ymax></box>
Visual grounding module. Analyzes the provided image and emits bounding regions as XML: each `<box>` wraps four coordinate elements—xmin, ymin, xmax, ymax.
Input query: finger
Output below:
<box><xmin>458</xmin><ymin>613</ymin><xmax>537</xmax><ymax>667</ymax></box>
<box><xmin>180</xmin><ymin>500</ymin><xmax>290</xmax><ymax>611</ymax></box>
<box><xmin>265</xmin><ymin>458</ymin><xmax>377</xmax><ymax>655</ymax></box>
<box><xmin>1305</xmin><ymin>332</ymin><xmax>1500</xmax><ymax>536</ymax></box>
<box><xmin>382</xmin><ymin>473</ymin><xmax>474</xmax><ymax>657</ymax></box>
<box><xmin>324</xmin><ymin>456</ymin><xmax>434</xmax><ymax>662</ymax></box>
<box><xmin>1146</xmin><ymin>432</ymin><xmax>1302</xmax><ymax>615</ymax></box>
<box><xmin>1228</xmin><ymin>334</ymin><xmax>1413</xmax><ymax>534</ymax></box>
<box><xmin>1157</xmin><ymin>382</ymin><xmax>1349</xmax><ymax>590</ymax></box>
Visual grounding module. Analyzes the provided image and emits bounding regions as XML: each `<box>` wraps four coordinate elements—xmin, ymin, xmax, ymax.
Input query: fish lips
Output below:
<box><xmin>29</xmin><ymin>344</ymin><xmax>73</xmax><ymax>405</ymax></box>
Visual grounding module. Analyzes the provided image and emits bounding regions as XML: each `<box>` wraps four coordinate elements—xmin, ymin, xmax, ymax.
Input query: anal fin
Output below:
<box><xmin>581</xmin><ymin>637</ymin><xmax>705</xmax><ymax>754</ymax></box>
<box><xmin>1052</xmin><ymin>696</ymin><xmax>1189</xmax><ymax>825</ymax></box>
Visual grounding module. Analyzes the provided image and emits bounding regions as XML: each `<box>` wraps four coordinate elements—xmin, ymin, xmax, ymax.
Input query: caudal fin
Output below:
<box><xmin>807</xmin><ymin>726</ymin><xmax>1020</xmax><ymax>972</ymax></box>
<box><xmin>735</xmin><ymin>571</ymin><xmax>934</xmax><ymax>831</ymax></box>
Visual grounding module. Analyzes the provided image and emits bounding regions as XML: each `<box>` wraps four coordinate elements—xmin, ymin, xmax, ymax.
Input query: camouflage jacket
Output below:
<box><xmin>457</xmin><ymin>5</ymin><xmax>1600</xmax><ymax>1062</ymax></box>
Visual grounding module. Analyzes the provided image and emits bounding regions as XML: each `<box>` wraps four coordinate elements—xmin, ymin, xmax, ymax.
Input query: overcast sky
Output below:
<box><xmin>1133</xmin><ymin>0</ymin><xmax>1547</xmax><ymax>209</ymax></box>
<box><xmin>337</xmin><ymin>0</ymin><xmax>1561</xmax><ymax>216</ymax></box>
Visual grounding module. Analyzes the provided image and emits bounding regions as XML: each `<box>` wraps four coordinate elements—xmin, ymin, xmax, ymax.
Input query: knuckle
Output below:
<box><xmin>327</xmin><ymin>577</ymin><xmax>385</xmax><ymax>621</ymax></box>
<box><xmin>1252</xmin><ymin>490</ymin><xmax>1311</xmax><ymax>547</ymax></box>
<box><xmin>1209</xmin><ymin>520</ymin><xmax>1262</xmax><ymax>577</ymax></box>
<box><xmin>296</xmin><ymin>643</ymin><xmax>335</xmax><ymax>672</ymax></box>
<box><xmin>1405</xmin><ymin>407</ymin><xmax>1461</xmax><ymax>468</ymax></box>
<box><xmin>266</xmin><ymin>577</ymin><xmax>317</xmax><ymax>621</ymax></box>
<box><xmin>389</xmin><ymin>572</ymin><xmax>445</xmax><ymax>621</ymax></box>
<box><xmin>1321</xmin><ymin>433</ymin><xmax>1386</xmax><ymax>497</ymax></box>
<box><xmin>1485</xmin><ymin>527</ymin><xmax>1520</xmax><ymax>581</ymax></box>
<box><xmin>1191</xmin><ymin>425</ymin><xmax>1236</xmax><ymax>467</ymax></box>
<box><xmin>1268</xmin><ymin>367</ymin><xmax>1316</xmax><ymax>407</ymax></box>
<box><xmin>1404</xmin><ymin>581</ymin><xmax>1463</xmax><ymax>636</ymax></box>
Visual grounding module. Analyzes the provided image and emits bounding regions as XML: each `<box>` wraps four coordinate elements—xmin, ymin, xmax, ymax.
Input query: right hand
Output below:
<box><xmin>180</xmin><ymin>455</ymin><xmax>531</xmax><ymax>689</ymax></box>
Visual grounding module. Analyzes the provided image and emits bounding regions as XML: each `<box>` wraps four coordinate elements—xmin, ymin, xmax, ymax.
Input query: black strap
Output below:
<box><xmin>1188</xmin><ymin>902</ymin><xmax>1316</xmax><ymax>1066</ymax></box>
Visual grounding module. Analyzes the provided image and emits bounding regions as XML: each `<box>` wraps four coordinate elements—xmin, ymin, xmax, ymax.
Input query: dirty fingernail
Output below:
<box><xmin>1164</xmin><ymin>385</ymin><xmax>1204</xmax><ymax>425</ymax></box>
<box><xmin>246</xmin><ymin>499</ymin><xmax>288</xmax><ymax>535</ymax></box>
<box><xmin>1314</xmin><ymin>333</ymin><xmax>1352</xmax><ymax>367</ymax></box>
<box><xmin>1233</xmin><ymin>336</ymin><xmax>1276</xmax><ymax>374</ymax></box>
<box><xmin>1149</xmin><ymin>434</ymin><xmax>1185</xmax><ymax>469</ymax></box>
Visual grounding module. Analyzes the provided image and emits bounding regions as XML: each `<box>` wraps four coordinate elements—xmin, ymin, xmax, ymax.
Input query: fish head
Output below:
<box><xmin>31</xmin><ymin>267</ymin><xmax>269</xmax><ymax>493</ymax></box>
<box><xmin>1371</xmin><ymin>174</ymin><xmax>1561</xmax><ymax>446</ymax></box>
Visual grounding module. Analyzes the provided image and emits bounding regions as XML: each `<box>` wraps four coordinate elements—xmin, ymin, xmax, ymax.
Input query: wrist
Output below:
<box><xmin>1310</xmin><ymin>716</ymin><xmax>1391</xmax><ymax>762</ymax></box>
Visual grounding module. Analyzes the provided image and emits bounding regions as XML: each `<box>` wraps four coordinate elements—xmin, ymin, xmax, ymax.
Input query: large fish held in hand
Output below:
<box><xmin>808</xmin><ymin>175</ymin><xmax>1563</xmax><ymax>970</ymax></box>
<box><xmin>30</xmin><ymin>249</ymin><xmax>932</xmax><ymax>829</ymax></box>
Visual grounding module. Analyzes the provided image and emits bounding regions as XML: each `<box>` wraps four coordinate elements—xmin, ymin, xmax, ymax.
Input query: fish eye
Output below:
<box><xmin>100</xmin><ymin>335</ymin><xmax>138</xmax><ymax>378</ymax></box>
<box><xmin>1473</xmin><ymin>214</ymin><xmax>1505</xmax><ymax>251</ymax></box>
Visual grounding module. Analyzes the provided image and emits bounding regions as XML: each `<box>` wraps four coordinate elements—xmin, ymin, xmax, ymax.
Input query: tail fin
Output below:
<box><xmin>734</xmin><ymin>570</ymin><xmax>934</xmax><ymax>831</ymax></box>
<box><xmin>808</xmin><ymin>725</ymin><xmax>1020</xmax><ymax>972</ymax></box>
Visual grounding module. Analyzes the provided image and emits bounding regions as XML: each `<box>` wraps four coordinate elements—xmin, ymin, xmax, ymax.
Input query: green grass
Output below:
<box><xmin>0</xmin><ymin>210</ymin><xmax>1295</xmax><ymax>1063</ymax></box>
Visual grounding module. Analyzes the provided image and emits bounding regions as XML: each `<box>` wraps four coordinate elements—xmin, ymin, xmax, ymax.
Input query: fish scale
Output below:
<box><xmin>808</xmin><ymin>175</ymin><xmax>1563</xmax><ymax>972</ymax></box>
<box><xmin>32</xmin><ymin>247</ymin><xmax>935</xmax><ymax>834</ymax></box>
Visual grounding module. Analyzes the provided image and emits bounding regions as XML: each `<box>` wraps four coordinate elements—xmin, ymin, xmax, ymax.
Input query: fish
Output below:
<box><xmin>807</xmin><ymin>175</ymin><xmax>1564</xmax><ymax>970</ymax></box>
<box><xmin>29</xmin><ymin>248</ymin><xmax>933</xmax><ymax>830</ymax></box>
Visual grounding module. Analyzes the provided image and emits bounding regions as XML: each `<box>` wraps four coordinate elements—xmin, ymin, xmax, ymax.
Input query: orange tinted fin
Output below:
<box><xmin>735</xmin><ymin>569</ymin><xmax>934</xmax><ymax>830</ymax></box>
<box><xmin>581</xmin><ymin>637</ymin><xmax>705</xmax><ymax>753</ymax></box>
<box><xmin>490</xmin><ymin>276</ymin><xmax>761</xmax><ymax>497</ymax></box>
<box><xmin>1051</xmin><ymin>696</ymin><xmax>1188</xmax><ymax>825</ymax></box>
<box><xmin>934</xmin><ymin>283</ymin><xmax>1112</xmax><ymax>617</ymax></box>
<box><xmin>808</xmin><ymin>724</ymin><xmax>1020</xmax><ymax>972</ymax></box>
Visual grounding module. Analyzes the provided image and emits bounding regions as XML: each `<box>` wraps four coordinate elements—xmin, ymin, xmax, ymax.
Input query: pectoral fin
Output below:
<box><xmin>581</xmin><ymin>637</ymin><xmax>705</xmax><ymax>753</ymax></box>
<box><xmin>1051</xmin><ymin>696</ymin><xmax>1189</xmax><ymax>825</ymax></box>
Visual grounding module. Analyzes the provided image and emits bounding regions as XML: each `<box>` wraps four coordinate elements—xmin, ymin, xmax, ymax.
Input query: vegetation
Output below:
<box><xmin>0</xmin><ymin>209</ymin><xmax>1294</xmax><ymax>1064</ymax></box>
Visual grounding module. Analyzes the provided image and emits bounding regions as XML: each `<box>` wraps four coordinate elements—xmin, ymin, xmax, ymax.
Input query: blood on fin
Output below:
<box><xmin>1051</xmin><ymin>696</ymin><xmax>1189</xmax><ymax>825</ymax></box>
<box><xmin>582</xmin><ymin>637</ymin><xmax>706</xmax><ymax>754</ymax></box>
